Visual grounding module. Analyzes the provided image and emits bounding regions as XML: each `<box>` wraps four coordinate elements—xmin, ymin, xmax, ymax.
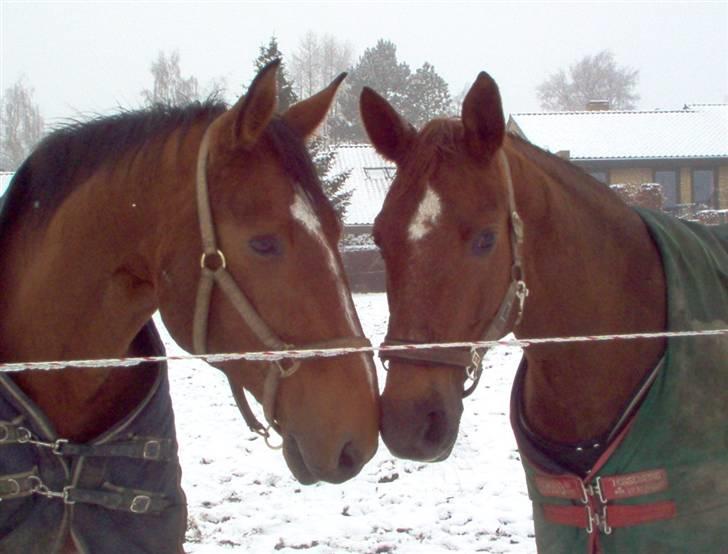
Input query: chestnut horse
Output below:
<box><xmin>0</xmin><ymin>61</ymin><xmax>378</xmax><ymax>553</ymax></box>
<box><xmin>361</xmin><ymin>72</ymin><xmax>728</xmax><ymax>552</ymax></box>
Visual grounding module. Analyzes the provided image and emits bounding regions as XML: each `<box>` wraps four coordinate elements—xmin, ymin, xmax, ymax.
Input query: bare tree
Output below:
<box><xmin>141</xmin><ymin>50</ymin><xmax>200</xmax><ymax>106</ymax></box>
<box><xmin>291</xmin><ymin>31</ymin><xmax>320</xmax><ymax>99</ymax></box>
<box><xmin>291</xmin><ymin>32</ymin><xmax>352</xmax><ymax>98</ymax></box>
<box><xmin>0</xmin><ymin>77</ymin><xmax>45</xmax><ymax>170</ymax></box>
<box><xmin>290</xmin><ymin>32</ymin><xmax>352</xmax><ymax>138</ymax></box>
<box><xmin>537</xmin><ymin>51</ymin><xmax>639</xmax><ymax>111</ymax></box>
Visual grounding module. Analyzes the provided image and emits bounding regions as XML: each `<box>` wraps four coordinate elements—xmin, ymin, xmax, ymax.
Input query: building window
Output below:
<box><xmin>654</xmin><ymin>169</ymin><xmax>679</xmax><ymax>208</ymax></box>
<box><xmin>364</xmin><ymin>167</ymin><xmax>396</xmax><ymax>180</ymax></box>
<box><xmin>589</xmin><ymin>170</ymin><xmax>608</xmax><ymax>184</ymax></box>
<box><xmin>692</xmin><ymin>169</ymin><xmax>715</xmax><ymax>208</ymax></box>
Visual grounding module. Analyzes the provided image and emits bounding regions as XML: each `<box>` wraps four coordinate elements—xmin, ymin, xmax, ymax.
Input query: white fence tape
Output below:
<box><xmin>1</xmin><ymin>328</ymin><xmax>727</xmax><ymax>373</ymax></box>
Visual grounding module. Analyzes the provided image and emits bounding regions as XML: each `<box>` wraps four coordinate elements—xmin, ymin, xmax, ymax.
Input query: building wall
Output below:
<box><xmin>719</xmin><ymin>164</ymin><xmax>728</xmax><ymax>209</ymax></box>
<box><xmin>609</xmin><ymin>167</ymin><xmax>652</xmax><ymax>186</ymax></box>
<box><xmin>609</xmin><ymin>164</ymin><xmax>728</xmax><ymax>209</ymax></box>
<box><xmin>680</xmin><ymin>167</ymin><xmax>692</xmax><ymax>204</ymax></box>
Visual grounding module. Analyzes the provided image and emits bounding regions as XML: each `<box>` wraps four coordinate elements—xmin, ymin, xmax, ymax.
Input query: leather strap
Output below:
<box><xmin>67</xmin><ymin>485</ymin><xmax>171</xmax><ymax>514</ymax></box>
<box><xmin>54</xmin><ymin>437</ymin><xmax>174</xmax><ymax>461</ymax></box>
<box><xmin>380</xmin><ymin>150</ymin><xmax>528</xmax><ymax>397</ymax></box>
<box><xmin>0</xmin><ymin>467</ymin><xmax>39</xmax><ymax>500</ymax></box>
<box><xmin>192</xmin><ymin>123</ymin><xmax>372</xmax><ymax>445</ymax></box>
<box><xmin>541</xmin><ymin>501</ymin><xmax>676</xmax><ymax>533</ymax></box>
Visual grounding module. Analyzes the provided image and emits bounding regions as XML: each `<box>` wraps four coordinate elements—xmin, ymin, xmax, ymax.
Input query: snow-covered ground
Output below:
<box><xmin>164</xmin><ymin>293</ymin><xmax>534</xmax><ymax>553</ymax></box>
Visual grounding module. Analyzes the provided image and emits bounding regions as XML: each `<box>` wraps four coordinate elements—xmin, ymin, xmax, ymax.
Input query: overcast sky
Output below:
<box><xmin>2</xmin><ymin>1</ymin><xmax>727</xmax><ymax>126</ymax></box>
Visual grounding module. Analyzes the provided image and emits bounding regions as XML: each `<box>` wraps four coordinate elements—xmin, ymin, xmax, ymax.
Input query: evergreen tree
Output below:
<box><xmin>402</xmin><ymin>62</ymin><xmax>453</xmax><ymax>127</ymax></box>
<box><xmin>253</xmin><ymin>36</ymin><xmax>298</xmax><ymax>111</ymax></box>
<box><xmin>331</xmin><ymin>39</ymin><xmax>411</xmax><ymax>143</ymax></box>
<box><xmin>309</xmin><ymin>137</ymin><xmax>352</xmax><ymax>218</ymax></box>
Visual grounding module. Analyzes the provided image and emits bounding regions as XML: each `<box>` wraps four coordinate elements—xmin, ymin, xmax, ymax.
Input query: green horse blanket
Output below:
<box><xmin>511</xmin><ymin>208</ymin><xmax>728</xmax><ymax>553</ymax></box>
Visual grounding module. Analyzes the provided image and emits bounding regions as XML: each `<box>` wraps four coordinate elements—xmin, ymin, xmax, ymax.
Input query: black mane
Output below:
<box><xmin>266</xmin><ymin>118</ymin><xmax>331</xmax><ymax>217</ymax></box>
<box><xmin>0</xmin><ymin>101</ymin><xmax>226</xmax><ymax>236</ymax></box>
<box><xmin>0</xmin><ymin>100</ymin><xmax>333</xmax><ymax>241</ymax></box>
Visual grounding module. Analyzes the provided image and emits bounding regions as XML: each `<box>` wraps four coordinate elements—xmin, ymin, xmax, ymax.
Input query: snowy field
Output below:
<box><xmin>163</xmin><ymin>293</ymin><xmax>535</xmax><ymax>553</ymax></box>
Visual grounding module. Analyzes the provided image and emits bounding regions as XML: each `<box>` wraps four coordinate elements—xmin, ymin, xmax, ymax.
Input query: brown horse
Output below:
<box><xmin>361</xmin><ymin>72</ymin><xmax>728</xmax><ymax>552</ymax></box>
<box><xmin>0</xmin><ymin>61</ymin><xmax>378</xmax><ymax>553</ymax></box>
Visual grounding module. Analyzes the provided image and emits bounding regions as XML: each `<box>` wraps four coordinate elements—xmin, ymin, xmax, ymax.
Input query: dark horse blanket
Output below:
<box><xmin>0</xmin><ymin>323</ymin><xmax>186</xmax><ymax>553</ymax></box>
<box><xmin>511</xmin><ymin>208</ymin><xmax>728</xmax><ymax>553</ymax></box>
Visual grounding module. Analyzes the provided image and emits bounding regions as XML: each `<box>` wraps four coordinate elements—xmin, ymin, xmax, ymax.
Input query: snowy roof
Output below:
<box><xmin>332</xmin><ymin>144</ymin><xmax>394</xmax><ymax>226</ymax></box>
<box><xmin>507</xmin><ymin>104</ymin><xmax>728</xmax><ymax>161</ymax></box>
<box><xmin>0</xmin><ymin>172</ymin><xmax>13</xmax><ymax>198</ymax></box>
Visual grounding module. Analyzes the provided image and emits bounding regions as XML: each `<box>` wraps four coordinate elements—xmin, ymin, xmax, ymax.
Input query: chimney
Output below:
<box><xmin>586</xmin><ymin>100</ymin><xmax>610</xmax><ymax>111</ymax></box>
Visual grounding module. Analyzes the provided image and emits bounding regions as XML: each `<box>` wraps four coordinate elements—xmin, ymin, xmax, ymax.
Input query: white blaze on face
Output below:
<box><xmin>290</xmin><ymin>192</ymin><xmax>377</xmax><ymax>391</ymax></box>
<box><xmin>408</xmin><ymin>185</ymin><xmax>442</xmax><ymax>243</ymax></box>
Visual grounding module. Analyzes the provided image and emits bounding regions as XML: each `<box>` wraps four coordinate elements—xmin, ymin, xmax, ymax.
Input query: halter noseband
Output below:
<box><xmin>380</xmin><ymin>150</ymin><xmax>528</xmax><ymax>397</ymax></box>
<box><xmin>192</xmin><ymin>123</ymin><xmax>371</xmax><ymax>448</ymax></box>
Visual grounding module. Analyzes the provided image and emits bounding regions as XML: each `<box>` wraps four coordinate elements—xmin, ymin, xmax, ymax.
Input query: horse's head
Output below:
<box><xmin>157</xmin><ymin>61</ymin><xmax>378</xmax><ymax>484</ymax></box>
<box><xmin>361</xmin><ymin>72</ymin><xmax>518</xmax><ymax>462</ymax></box>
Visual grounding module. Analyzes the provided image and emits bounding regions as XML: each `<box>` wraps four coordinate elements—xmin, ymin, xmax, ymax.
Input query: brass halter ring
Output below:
<box><xmin>200</xmin><ymin>249</ymin><xmax>227</xmax><ymax>271</ymax></box>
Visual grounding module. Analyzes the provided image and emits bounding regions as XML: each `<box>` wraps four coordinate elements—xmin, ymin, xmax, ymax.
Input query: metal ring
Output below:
<box><xmin>263</xmin><ymin>427</ymin><xmax>283</xmax><ymax>450</ymax></box>
<box><xmin>2</xmin><ymin>478</ymin><xmax>20</xmax><ymax>496</ymax></box>
<box><xmin>199</xmin><ymin>250</ymin><xmax>227</xmax><ymax>271</ymax></box>
<box><xmin>275</xmin><ymin>358</ymin><xmax>301</xmax><ymax>378</ymax></box>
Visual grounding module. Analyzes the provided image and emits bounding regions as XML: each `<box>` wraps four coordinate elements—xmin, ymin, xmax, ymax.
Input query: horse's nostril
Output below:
<box><xmin>423</xmin><ymin>410</ymin><xmax>448</xmax><ymax>446</ymax></box>
<box><xmin>338</xmin><ymin>440</ymin><xmax>358</xmax><ymax>472</ymax></box>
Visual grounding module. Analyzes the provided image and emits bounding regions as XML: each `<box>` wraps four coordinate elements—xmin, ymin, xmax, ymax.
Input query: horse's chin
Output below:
<box><xmin>430</xmin><ymin>441</ymin><xmax>456</xmax><ymax>462</ymax></box>
<box><xmin>282</xmin><ymin>438</ymin><xmax>319</xmax><ymax>485</ymax></box>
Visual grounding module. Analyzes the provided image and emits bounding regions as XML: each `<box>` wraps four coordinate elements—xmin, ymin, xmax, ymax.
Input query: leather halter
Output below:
<box><xmin>192</xmin><ymin>123</ymin><xmax>371</xmax><ymax>447</ymax></box>
<box><xmin>380</xmin><ymin>150</ymin><xmax>528</xmax><ymax>397</ymax></box>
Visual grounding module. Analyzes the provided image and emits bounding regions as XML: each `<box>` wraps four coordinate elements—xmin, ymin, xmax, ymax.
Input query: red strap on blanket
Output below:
<box><xmin>535</xmin><ymin>468</ymin><xmax>675</xmax><ymax>534</ymax></box>
<box><xmin>542</xmin><ymin>501</ymin><xmax>676</xmax><ymax>531</ymax></box>
<box><xmin>534</xmin><ymin>468</ymin><xmax>669</xmax><ymax>502</ymax></box>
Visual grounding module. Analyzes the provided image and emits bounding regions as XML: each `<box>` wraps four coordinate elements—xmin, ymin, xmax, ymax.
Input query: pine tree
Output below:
<box><xmin>402</xmin><ymin>62</ymin><xmax>453</xmax><ymax>127</ymax></box>
<box><xmin>331</xmin><ymin>39</ymin><xmax>411</xmax><ymax>143</ymax></box>
<box><xmin>309</xmin><ymin>137</ymin><xmax>352</xmax><ymax>218</ymax></box>
<box><xmin>253</xmin><ymin>36</ymin><xmax>298</xmax><ymax>111</ymax></box>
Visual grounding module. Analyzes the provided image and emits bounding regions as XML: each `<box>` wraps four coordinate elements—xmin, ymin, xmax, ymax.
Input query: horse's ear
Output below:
<box><xmin>360</xmin><ymin>87</ymin><xmax>416</xmax><ymax>164</ymax></box>
<box><xmin>461</xmin><ymin>71</ymin><xmax>505</xmax><ymax>161</ymax></box>
<box><xmin>228</xmin><ymin>59</ymin><xmax>280</xmax><ymax>148</ymax></box>
<box><xmin>283</xmin><ymin>73</ymin><xmax>346</xmax><ymax>139</ymax></box>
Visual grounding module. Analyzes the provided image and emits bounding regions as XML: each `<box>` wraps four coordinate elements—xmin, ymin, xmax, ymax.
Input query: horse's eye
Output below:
<box><xmin>249</xmin><ymin>235</ymin><xmax>283</xmax><ymax>257</ymax></box>
<box><xmin>471</xmin><ymin>230</ymin><xmax>496</xmax><ymax>256</ymax></box>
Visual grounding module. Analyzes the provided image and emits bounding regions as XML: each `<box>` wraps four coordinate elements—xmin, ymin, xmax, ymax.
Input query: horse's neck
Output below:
<box><xmin>0</xmin><ymin>142</ymin><xmax>185</xmax><ymax>441</ymax></box>
<box><xmin>510</xmin><ymin>145</ymin><xmax>667</xmax><ymax>444</ymax></box>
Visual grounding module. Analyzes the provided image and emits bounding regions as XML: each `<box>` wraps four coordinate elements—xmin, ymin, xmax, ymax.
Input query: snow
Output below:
<box><xmin>163</xmin><ymin>293</ymin><xmax>535</xmax><ymax>553</ymax></box>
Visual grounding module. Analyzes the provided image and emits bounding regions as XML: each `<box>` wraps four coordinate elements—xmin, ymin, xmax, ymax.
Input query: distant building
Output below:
<box><xmin>332</xmin><ymin>144</ymin><xmax>394</xmax><ymax>235</ymax></box>
<box><xmin>332</xmin><ymin>145</ymin><xmax>394</xmax><ymax>291</ymax></box>
<box><xmin>507</xmin><ymin>104</ymin><xmax>728</xmax><ymax>213</ymax></box>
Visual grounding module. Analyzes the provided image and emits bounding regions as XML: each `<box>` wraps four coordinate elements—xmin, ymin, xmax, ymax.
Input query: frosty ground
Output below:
<box><xmin>165</xmin><ymin>293</ymin><xmax>535</xmax><ymax>553</ymax></box>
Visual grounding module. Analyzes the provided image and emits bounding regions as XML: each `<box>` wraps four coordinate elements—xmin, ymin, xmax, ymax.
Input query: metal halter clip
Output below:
<box><xmin>514</xmin><ymin>280</ymin><xmax>529</xmax><ymax>326</ymax></box>
<box><xmin>466</xmin><ymin>349</ymin><xmax>483</xmax><ymax>381</ymax></box>
<box><xmin>255</xmin><ymin>426</ymin><xmax>283</xmax><ymax>450</ymax></box>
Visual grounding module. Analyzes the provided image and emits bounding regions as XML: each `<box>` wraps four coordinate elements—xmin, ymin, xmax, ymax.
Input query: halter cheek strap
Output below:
<box><xmin>192</xmin><ymin>124</ymin><xmax>371</xmax><ymax>448</ymax></box>
<box><xmin>380</xmin><ymin>149</ymin><xmax>528</xmax><ymax>397</ymax></box>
